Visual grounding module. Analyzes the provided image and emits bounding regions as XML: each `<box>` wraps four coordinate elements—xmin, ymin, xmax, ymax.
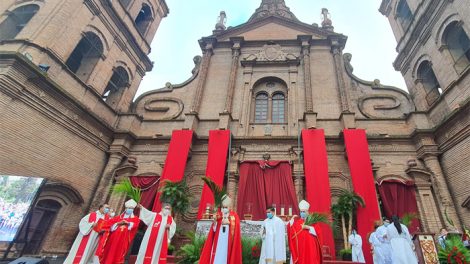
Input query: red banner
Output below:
<box><xmin>301</xmin><ymin>129</ymin><xmax>335</xmax><ymax>259</ymax></box>
<box><xmin>344</xmin><ymin>129</ymin><xmax>381</xmax><ymax>264</ymax></box>
<box><xmin>152</xmin><ymin>130</ymin><xmax>193</xmax><ymax>212</ymax></box>
<box><xmin>197</xmin><ymin>130</ymin><xmax>231</xmax><ymax>219</ymax></box>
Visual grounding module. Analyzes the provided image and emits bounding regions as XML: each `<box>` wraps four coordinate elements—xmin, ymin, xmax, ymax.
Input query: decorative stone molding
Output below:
<box><xmin>143</xmin><ymin>97</ymin><xmax>184</xmax><ymax>120</ymax></box>
<box><xmin>248</xmin><ymin>0</ymin><xmax>298</xmax><ymax>22</ymax></box>
<box><xmin>241</xmin><ymin>44</ymin><xmax>299</xmax><ymax>66</ymax></box>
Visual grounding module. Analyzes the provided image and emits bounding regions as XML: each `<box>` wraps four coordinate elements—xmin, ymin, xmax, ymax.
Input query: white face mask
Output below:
<box><xmin>110</xmin><ymin>213</ymin><xmax>116</xmax><ymax>217</ymax></box>
<box><xmin>222</xmin><ymin>208</ymin><xmax>229</xmax><ymax>214</ymax></box>
<box><xmin>163</xmin><ymin>209</ymin><xmax>171</xmax><ymax>216</ymax></box>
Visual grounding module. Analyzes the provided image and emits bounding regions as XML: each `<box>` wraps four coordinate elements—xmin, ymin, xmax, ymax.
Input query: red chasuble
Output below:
<box><xmin>144</xmin><ymin>213</ymin><xmax>173</xmax><ymax>264</ymax></box>
<box><xmin>94</xmin><ymin>215</ymin><xmax>111</xmax><ymax>260</ymax></box>
<box><xmin>287</xmin><ymin>216</ymin><xmax>323</xmax><ymax>264</ymax></box>
<box><xmin>199</xmin><ymin>211</ymin><xmax>242</xmax><ymax>264</ymax></box>
<box><xmin>100</xmin><ymin>214</ymin><xmax>140</xmax><ymax>264</ymax></box>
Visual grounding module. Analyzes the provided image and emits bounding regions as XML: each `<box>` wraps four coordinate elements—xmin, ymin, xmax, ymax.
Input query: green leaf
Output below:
<box><xmin>201</xmin><ymin>176</ymin><xmax>227</xmax><ymax>210</ymax></box>
<box><xmin>304</xmin><ymin>212</ymin><xmax>332</xmax><ymax>226</ymax></box>
<box><xmin>112</xmin><ymin>178</ymin><xmax>141</xmax><ymax>203</ymax></box>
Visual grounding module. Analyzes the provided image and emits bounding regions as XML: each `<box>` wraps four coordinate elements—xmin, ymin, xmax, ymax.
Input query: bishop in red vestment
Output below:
<box><xmin>287</xmin><ymin>200</ymin><xmax>323</xmax><ymax>264</ymax></box>
<box><xmin>100</xmin><ymin>199</ymin><xmax>140</xmax><ymax>264</ymax></box>
<box><xmin>199</xmin><ymin>195</ymin><xmax>242</xmax><ymax>264</ymax></box>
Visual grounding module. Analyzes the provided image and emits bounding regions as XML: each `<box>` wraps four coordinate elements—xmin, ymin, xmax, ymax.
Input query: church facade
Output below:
<box><xmin>0</xmin><ymin>0</ymin><xmax>468</xmax><ymax>257</ymax></box>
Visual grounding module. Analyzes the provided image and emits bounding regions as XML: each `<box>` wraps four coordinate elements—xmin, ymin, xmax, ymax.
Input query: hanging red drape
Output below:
<box><xmin>129</xmin><ymin>176</ymin><xmax>160</xmax><ymax>210</ymax></box>
<box><xmin>237</xmin><ymin>161</ymin><xmax>299</xmax><ymax>220</ymax></box>
<box><xmin>344</xmin><ymin>129</ymin><xmax>381</xmax><ymax>264</ymax></box>
<box><xmin>377</xmin><ymin>180</ymin><xmax>420</xmax><ymax>233</ymax></box>
<box><xmin>197</xmin><ymin>130</ymin><xmax>230</xmax><ymax>219</ymax></box>
<box><xmin>152</xmin><ymin>130</ymin><xmax>193</xmax><ymax>212</ymax></box>
<box><xmin>302</xmin><ymin>129</ymin><xmax>335</xmax><ymax>259</ymax></box>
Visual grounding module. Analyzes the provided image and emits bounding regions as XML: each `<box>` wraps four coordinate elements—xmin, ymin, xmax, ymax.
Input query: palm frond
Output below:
<box><xmin>444</xmin><ymin>207</ymin><xmax>456</xmax><ymax>228</ymax></box>
<box><xmin>112</xmin><ymin>178</ymin><xmax>141</xmax><ymax>203</ymax></box>
<box><xmin>401</xmin><ymin>212</ymin><xmax>419</xmax><ymax>227</ymax></box>
<box><xmin>201</xmin><ymin>176</ymin><xmax>227</xmax><ymax>209</ymax></box>
<box><xmin>304</xmin><ymin>212</ymin><xmax>332</xmax><ymax>226</ymax></box>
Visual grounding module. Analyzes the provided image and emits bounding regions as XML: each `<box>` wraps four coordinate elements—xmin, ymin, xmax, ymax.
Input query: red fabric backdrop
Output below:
<box><xmin>129</xmin><ymin>176</ymin><xmax>160</xmax><ymax>210</ymax></box>
<box><xmin>197</xmin><ymin>130</ymin><xmax>230</xmax><ymax>219</ymax></box>
<box><xmin>301</xmin><ymin>129</ymin><xmax>335</xmax><ymax>259</ymax></box>
<box><xmin>377</xmin><ymin>180</ymin><xmax>420</xmax><ymax>233</ymax></box>
<box><xmin>152</xmin><ymin>130</ymin><xmax>193</xmax><ymax>212</ymax></box>
<box><xmin>237</xmin><ymin>161</ymin><xmax>299</xmax><ymax>220</ymax></box>
<box><xmin>344</xmin><ymin>129</ymin><xmax>381</xmax><ymax>264</ymax></box>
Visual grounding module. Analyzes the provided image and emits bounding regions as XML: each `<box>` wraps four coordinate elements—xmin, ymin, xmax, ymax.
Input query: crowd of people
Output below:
<box><xmin>0</xmin><ymin>198</ymin><xmax>30</xmax><ymax>241</ymax></box>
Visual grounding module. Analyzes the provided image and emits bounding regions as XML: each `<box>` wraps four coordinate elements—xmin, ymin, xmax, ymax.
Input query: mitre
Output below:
<box><xmin>125</xmin><ymin>199</ymin><xmax>137</xmax><ymax>209</ymax></box>
<box><xmin>299</xmin><ymin>200</ymin><xmax>310</xmax><ymax>211</ymax></box>
<box><xmin>221</xmin><ymin>194</ymin><xmax>232</xmax><ymax>207</ymax></box>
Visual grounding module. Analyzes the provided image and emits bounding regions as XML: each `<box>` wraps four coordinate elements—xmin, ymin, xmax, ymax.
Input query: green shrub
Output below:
<box><xmin>438</xmin><ymin>235</ymin><xmax>470</xmax><ymax>264</ymax></box>
<box><xmin>241</xmin><ymin>237</ymin><xmax>262</xmax><ymax>264</ymax></box>
<box><xmin>177</xmin><ymin>231</ymin><xmax>206</xmax><ymax>264</ymax></box>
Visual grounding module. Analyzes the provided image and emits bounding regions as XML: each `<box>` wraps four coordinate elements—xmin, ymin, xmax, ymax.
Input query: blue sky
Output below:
<box><xmin>137</xmin><ymin>0</ymin><xmax>407</xmax><ymax>96</ymax></box>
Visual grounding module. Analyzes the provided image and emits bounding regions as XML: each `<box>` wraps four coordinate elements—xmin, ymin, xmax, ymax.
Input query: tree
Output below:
<box><xmin>331</xmin><ymin>190</ymin><xmax>365</xmax><ymax>249</ymax></box>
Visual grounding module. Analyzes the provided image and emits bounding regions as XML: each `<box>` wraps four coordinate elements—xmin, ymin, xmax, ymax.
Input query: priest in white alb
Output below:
<box><xmin>135</xmin><ymin>203</ymin><xmax>176</xmax><ymax>264</ymax></box>
<box><xmin>259</xmin><ymin>207</ymin><xmax>286</xmax><ymax>264</ymax></box>
<box><xmin>64</xmin><ymin>204</ymin><xmax>110</xmax><ymax>264</ymax></box>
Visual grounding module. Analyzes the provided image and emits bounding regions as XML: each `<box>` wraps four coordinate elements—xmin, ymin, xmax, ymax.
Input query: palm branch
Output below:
<box><xmin>112</xmin><ymin>178</ymin><xmax>141</xmax><ymax>203</ymax></box>
<box><xmin>201</xmin><ymin>176</ymin><xmax>226</xmax><ymax>209</ymax></box>
<box><xmin>444</xmin><ymin>207</ymin><xmax>456</xmax><ymax>228</ymax></box>
<box><xmin>304</xmin><ymin>212</ymin><xmax>332</xmax><ymax>226</ymax></box>
<box><xmin>401</xmin><ymin>212</ymin><xmax>419</xmax><ymax>227</ymax></box>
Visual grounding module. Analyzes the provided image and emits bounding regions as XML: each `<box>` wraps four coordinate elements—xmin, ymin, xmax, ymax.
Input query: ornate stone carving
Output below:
<box><xmin>248</xmin><ymin>0</ymin><xmax>298</xmax><ymax>22</ymax></box>
<box><xmin>358</xmin><ymin>94</ymin><xmax>403</xmax><ymax>118</ymax></box>
<box><xmin>143</xmin><ymin>97</ymin><xmax>184</xmax><ymax>120</ymax></box>
<box><xmin>244</xmin><ymin>44</ymin><xmax>298</xmax><ymax>63</ymax></box>
<box><xmin>215</xmin><ymin>11</ymin><xmax>227</xmax><ymax>31</ymax></box>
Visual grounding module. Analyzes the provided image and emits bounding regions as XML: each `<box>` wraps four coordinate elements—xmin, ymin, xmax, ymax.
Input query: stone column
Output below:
<box><xmin>332</xmin><ymin>43</ymin><xmax>351</xmax><ymax>113</ymax></box>
<box><xmin>420</xmin><ymin>154</ymin><xmax>461</xmax><ymax>229</ymax></box>
<box><xmin>227</xmin><ymin>172</ymin><xmax>238</xmax><ymax>209</ymax></box>
<box><xmin>299</xmin><ymin>35</ymin><xmax>313</xmax><ymax>112</ymax></box>
<box><xmin>223</xmin><ymin>38</ymin><xmax>242</xmax><ymax>113</ymax></box>
<box><xmin>90</xmin><ymin>152</ymin><xmax>124</xmax><ymax>209</ymax></box>
<box><xmin>189</xmin><ymin>38</ymin><xmax>216</xmax><ymax>114</ymax></box>
<box><xmin>415</xmin><ymin>136</ymin><xmax>462</xmax><ymax>229</ymax></box>
<box><xmin>292</xmin><ymin>147</ymin><xmax>304</xmax><ymax>201</ymax></box>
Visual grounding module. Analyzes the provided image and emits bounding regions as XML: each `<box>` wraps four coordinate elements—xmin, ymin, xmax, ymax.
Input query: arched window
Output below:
<box><xmin>443</xmin><ymin>22</ymin><xmax>470</xmax><ymax>71</ymax></box>
<box><xmin>417</xmin><ymin>61</ymin><xmax>441</xmax><ymax>105</ymax></box>
<box><xmin>103</xmin><ymin>66</ymin><xmax>129</xmax><ymax>108</ymax></box>
<box><xmin>135</xmin><ymin>4</ymin><xmax>152</xmax><ymax>35</ymax></box>
<box><xmin>65</xmin><ymin>32</ymin><xmax>104</xmax><ymax>81</ymax></box>
<box><xmin>119</xmin><ymin>0</ymin><xmax>132</xmax><ymax>8</ymax></box>
<box><xmin>272</xmin><ymin>93</ymin><xmax>285</xmax><ymax>123</ymax></box>
<box><xmin>0</xmin><ymin>4</ymin><xmax>39</xmax><ymax>41</ymax></box>
<box><xmin>254</xmin><ymin>93</ymin><xmax>268</xmax><ymax>123</ymax></box>
<box><xmin>396</xmin><ymin>0</ymin><xmax>412</xmax><ymax>30</ymax></box>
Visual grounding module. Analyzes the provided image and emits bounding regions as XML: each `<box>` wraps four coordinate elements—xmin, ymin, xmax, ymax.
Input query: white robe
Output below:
<box><xmin>259</xmin><ymin>216</ymin><xmax>286</xmax><ymax>264</ymax></box>
<box><xmin>64</xmin><ymin>211</ymin><xmax>105</xmax><ymax>264</ymax></box>
<box><xmin>386</xmin><ymin>224</ymin><xmax>418</xmax><ymax>264</ymax></box>
<box><xmin>375</xmin><ymin>225</ymin><xmax>392</xmax><ymax>264</ymax></box>
<box><xmin>349</xmin><ymin>234</ymin><xmax>365</xmax><ymax>263</ymax></box>
<box><xmin>369</xmin><ymin>231</ymin><xmax>384</xmax><ymax>264</ymax></box>
<box><xmin>136</xmin><ymin>207</ymin><xmax>176</xmax><ymax>264</ymax></box>
<box><xmin>213</xmin><ymin>214</ymin><xmax>230</xmax><ymax>264</ymax></box>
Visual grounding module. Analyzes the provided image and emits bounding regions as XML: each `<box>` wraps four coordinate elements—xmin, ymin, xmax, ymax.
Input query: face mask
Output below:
<box><xmin>163</xmin><ymin>209</ymin><xmax>170</xmax><ymax>216</ymax></box>
<box><xmin>110</xmin><ymin>213</ymin><xmax>116</xmax><ymax>217</ymax></box>
<box><xmin>300</xmin><ymin>211</ymin><xmax>307</xmax><ymax>219</ymax></box>
<box><xmin>103</xmin><ymin>208</ymin><xmax>110</xmax><ymax>214</ymax></box>
<box><xmin>267</xmin><ymin>213</ymin><xmax>273</xmax><ymax>219</ymax></box>
<box><xmin>125</xmin><ymin>208</ymin><xmax>133</xmax><ymax>215</ymax></box>
<box><xmin>222</xmin><ymin>208</ymin><xmax>229</xmax><ymax>214</ymax></box>
<box><xmin>384</xmin><ymin>222</ymin><xmax>390</xmax><ymax>227</ymax></box>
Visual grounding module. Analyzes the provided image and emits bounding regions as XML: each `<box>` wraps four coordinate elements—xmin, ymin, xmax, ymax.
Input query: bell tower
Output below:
<box><xmin>0</xmin><ymin>0</ymin><xmax>168</xmax><ymax>113</ymax></box>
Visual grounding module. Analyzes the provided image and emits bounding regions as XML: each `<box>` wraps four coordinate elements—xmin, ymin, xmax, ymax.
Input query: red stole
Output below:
<box><xmin>199</xmin><ymin>211</ymin><xmax>242</xmax><ymax>264</ymax></box>
<box><xmin>144</xmin><ymin>213</ymin><xmax>173</xmax><ymax>264</ymax></box>
<box><xmin>73</xmin><ymin>212</ymin><xmax>97</xmax><ymax>264</ymax></box>
<box><xmin>287</xmin><ymin>216</ymin><xmax>323</xmax><ymax>264</ymax></box>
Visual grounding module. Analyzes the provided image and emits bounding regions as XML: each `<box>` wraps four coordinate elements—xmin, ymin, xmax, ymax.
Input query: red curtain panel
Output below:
<box><xmin>129</xmin><ymin>176</ymin><xmax>160</xmax><ymax>210</ymax></box>
<box><xmin>152</xmin><ymin>130</ymin><xmax>193</xmax><ymax>212</ymax></box>
<box><xmin>237</xmin><ymin>161</ymin><xmax>299</xmax><ymax>220</ymax></box>
<box><xmin>197</xmin><ymin>130</ymin><xmax>230</xmax><ymax>219</ymax></box>
<box><xmin>302</xmin><ymin>129</ymin><xmax>335</xmax><ymax>259</ymax></box>
<box><xmin>377</xmin><ymin>180</ymin><xmax>420</xmax><ymax>233</ymax></box>
<box><xmin>344</xmin><ymin>129</ymin><xmax>381</xmax><ymax>264</ymax></box>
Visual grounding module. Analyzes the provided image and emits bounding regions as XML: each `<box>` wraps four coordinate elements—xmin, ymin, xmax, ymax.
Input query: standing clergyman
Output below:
<box><xmin>259</xmin><ymin>207</ymin><xmax>286</xmax><ymax>264</ymax></box>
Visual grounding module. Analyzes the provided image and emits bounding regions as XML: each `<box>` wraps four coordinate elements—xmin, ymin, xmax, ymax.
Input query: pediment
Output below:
<box><xmin>217</xmin><ymin>16</ymin><xmax>334</xmax><ymax>42</ymax></box>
